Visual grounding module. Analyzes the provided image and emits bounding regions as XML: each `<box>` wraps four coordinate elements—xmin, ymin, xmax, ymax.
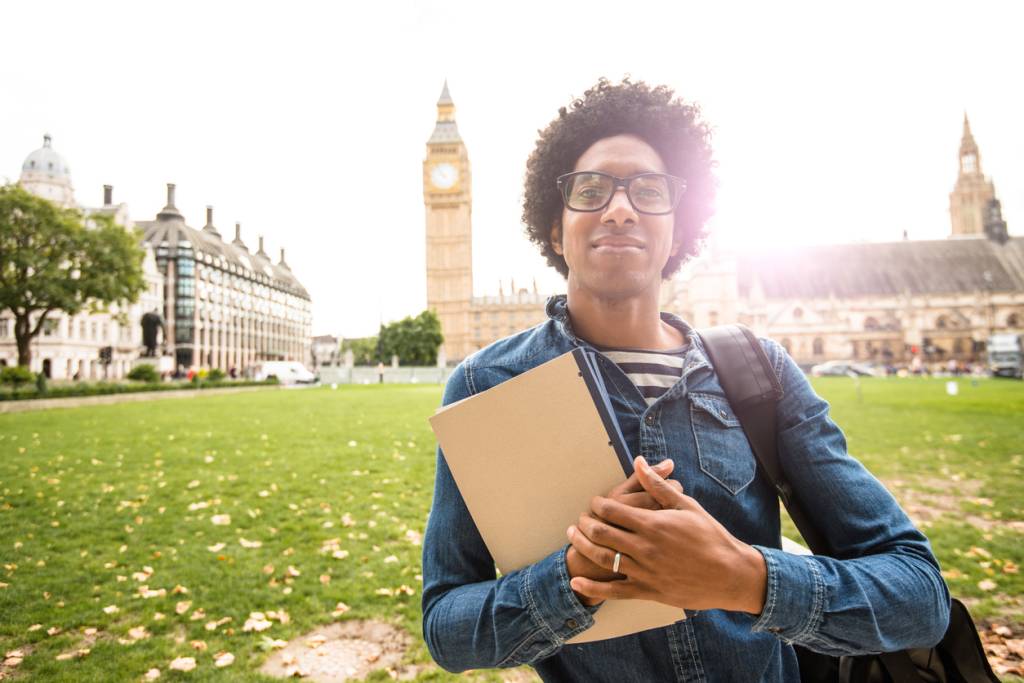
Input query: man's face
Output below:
<box><xmin>550</xmin><ymin>134</ymin><xmax>680</xmax><ymax>301</ymax></box>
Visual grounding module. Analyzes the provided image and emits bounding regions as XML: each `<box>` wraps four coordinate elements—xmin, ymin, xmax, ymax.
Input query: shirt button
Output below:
<box><xmin>565</xmin><ymin>618</ymin><xmax>578</xmax><ymax>630</ymax></box>
<box><xmin>644</xmin><ymin>414</ymin><xmax>655</xmax><ymax>426</ymax></box>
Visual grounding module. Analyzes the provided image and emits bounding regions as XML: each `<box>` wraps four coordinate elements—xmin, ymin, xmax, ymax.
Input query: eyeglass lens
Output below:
<box><xmin>564</xmin><ymin>173</ymin><xmax>675</xmax><ymax>213</ymax></box>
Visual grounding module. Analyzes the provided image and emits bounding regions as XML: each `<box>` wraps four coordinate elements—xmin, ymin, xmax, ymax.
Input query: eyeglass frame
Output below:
<box><xmin>555</xmin><ymin>171</ymin><xmax>687</xmax><ymax>216</ymax></box>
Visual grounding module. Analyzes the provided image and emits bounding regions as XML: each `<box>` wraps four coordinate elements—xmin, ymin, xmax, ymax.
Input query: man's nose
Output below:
<box><xmin>601</xmin><ymin>187</ymin><xmax>637</xmax><ymax>226</ymax></box>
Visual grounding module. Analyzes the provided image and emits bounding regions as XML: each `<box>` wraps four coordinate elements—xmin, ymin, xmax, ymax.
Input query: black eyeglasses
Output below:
<box><xmin>556</xmin><ymin>171</ymin><xmax>686</xmax><ymax>215</ymax></box>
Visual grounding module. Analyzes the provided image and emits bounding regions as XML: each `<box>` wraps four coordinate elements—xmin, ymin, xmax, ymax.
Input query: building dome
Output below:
<box><xmin>19</xmin><ymin>134</ymin><xmax>75</xmax><ymax>207</ymax></box>
<box><xmin>21</xmin><ymin>134</ymin><xmax>71</xmax><ymax>179</ymax></box>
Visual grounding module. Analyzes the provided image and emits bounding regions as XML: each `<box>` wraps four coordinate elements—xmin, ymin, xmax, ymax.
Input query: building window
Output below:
<box><xmin>812</xmin><ymin>338</ymin><xmax>824</xmax><ymax>356</ymax></box>
<box><xmin>936</xmin><ymin>315</ymin><xmax>948</xmax><ymax>329</ymax></box>
<box><xmin>42</xmin><ymin>318</ymin><xmax>59</xmax><ymax>336</ymax></box>
<box><xmin>780</xmin><ymin>338</ymin><xmax>792</xmax><ymax>354</ymax></box>
<box><xmin>708</xmin><ymin>310</ymin><xmax>719</xmax><ymax>327</ymax></box>
<box><xmin>1008</xmin><ymin>313</ymin><xmax>1020</xmax><ymax>328</ymax></box>
<box><xmin>80</xmin><ymin>321</ymin><xmax>87</xmax><ymax>338</ymax></box>
<box><xmin>864</xmin><ymin>316</ymin><xmax>879</xmax><ymax>330</ymax></box>
<box><xmin>91</xmin><ymin>322</ymin><xmax>98</xmax><ymax>340</ymax></box>
<box><xmin>0</xmin><ymin>319</ymin><xmax>8</xmax><ymax>337</ymax></box>
<box><xmin>792</xmin><ymin>307</ymin><xmax>803</xmax><ymax>320</ymax></box>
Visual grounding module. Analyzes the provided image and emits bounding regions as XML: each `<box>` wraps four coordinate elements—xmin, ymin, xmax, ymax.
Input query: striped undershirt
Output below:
<box><xmin>591</xmin><ymin>344</ymin><xmax>689</xmax><ymax>405</ymax></box>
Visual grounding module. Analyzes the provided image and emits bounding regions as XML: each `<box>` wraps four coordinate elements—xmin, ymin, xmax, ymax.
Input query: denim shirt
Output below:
<box><xmin>422</xmin><ymin>295</ymin><xmax>950</xmax><ymax>682</ymax></box>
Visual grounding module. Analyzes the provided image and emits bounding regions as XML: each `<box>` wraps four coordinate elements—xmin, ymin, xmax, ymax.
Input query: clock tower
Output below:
<box><xmin>949</xmin><ymin>113</ymin><xmax>997</xmax><ymax>237</ymax></box>
<box><xmin>424</xmin><ymin>81</ymin><xmax>474</xmax><ymax>362</ymax></box>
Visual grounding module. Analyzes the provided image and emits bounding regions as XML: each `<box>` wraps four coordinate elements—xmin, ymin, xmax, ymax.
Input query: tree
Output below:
<box><xmin>378</xmin><ymin>310</ymin><xmax>444</xmax><ymax>366</ymax></box>
<box><xmin>0</xmin><ymin>184</ymin><xmax>146</xmax><ymax>367</ymax></box>
<box><xmin>341</xmin><ymin>336</ymin><xmax>379</xmax><ymax>366</ymax></box>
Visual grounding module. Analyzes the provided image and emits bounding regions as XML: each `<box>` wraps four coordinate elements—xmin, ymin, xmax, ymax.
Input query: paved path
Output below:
<box><xmin>0</xmin><ymin>385</ymin><xmax>285</xmax><ymax>414</ymax></box>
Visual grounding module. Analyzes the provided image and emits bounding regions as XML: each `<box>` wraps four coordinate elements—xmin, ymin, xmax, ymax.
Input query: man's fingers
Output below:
<box><xmin>569</xmin><ymin>576</ymin><xmax>643</xmax><ymax>602</ymax></box>
<box><xmin>615</xmin><ymin>492</ymin><xmax>662</xmax><ymax>510</ymax></box>
<box><xmin>635</xmin><ymin>456</ymin><xmax>688</xmax><ymax>509</ymax></box>
<box><xmin>589</xmin><ymin>496</ymin><xmax>653</xmax><ymax>534</ymax></box>
<box><xmin>567</xmin><ymin>523</ymin><xmax>633</xmax><ymax>575</ymax></box>
<box><xmin>607</xmin><ymin>459</ymin><xmax>673</xmax><ymax>498</ymax></box>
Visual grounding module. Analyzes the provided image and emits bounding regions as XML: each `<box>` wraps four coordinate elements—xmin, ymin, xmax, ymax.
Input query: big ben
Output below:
<box><xmin>424</xmin><ymin>81</ymin><xmax>474</xmax><ymax>362</ymax></box>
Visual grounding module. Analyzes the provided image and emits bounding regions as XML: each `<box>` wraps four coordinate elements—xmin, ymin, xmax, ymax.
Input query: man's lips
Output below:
<box><xmin>592</xmin><ymin>236</ymin><xmax>645</xmax><ymax>249</ymax></box>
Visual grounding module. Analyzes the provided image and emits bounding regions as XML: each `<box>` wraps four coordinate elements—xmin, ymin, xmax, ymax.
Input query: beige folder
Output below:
<box><xmin>429</xmin><ymin>350</ymin><xmax>685</xmax><ymax>644</ymax></box>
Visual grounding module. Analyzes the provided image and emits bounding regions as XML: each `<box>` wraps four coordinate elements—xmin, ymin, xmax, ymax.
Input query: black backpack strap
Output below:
<box><xmin>696</xmin><ymin>324</ymin><xmax>831</xmax><ymax>556</ymax></box>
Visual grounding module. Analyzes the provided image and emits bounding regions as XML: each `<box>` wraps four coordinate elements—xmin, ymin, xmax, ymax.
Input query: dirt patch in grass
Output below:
<box><xmin>259</xmin><ymin>620</ymin><xmax>428</xmax><ymax>682</ymax></box>
<box><xmin>884</xmin><ymin>476</ymin><xmax>1024</xmax><ymax>533</ymax></box>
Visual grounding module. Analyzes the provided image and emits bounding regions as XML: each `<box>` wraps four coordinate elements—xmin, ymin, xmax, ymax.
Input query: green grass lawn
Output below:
<box><xmin>0</xmin><ymin>377</ymin><xmax>1021</xmax><ymax>681</ymax></box>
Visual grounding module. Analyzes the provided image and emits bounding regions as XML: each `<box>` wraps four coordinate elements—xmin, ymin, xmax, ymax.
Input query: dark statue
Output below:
<box><xmin>141</xmin><ymin>310</ymin><xmax>166</xmax><ymax>357</ymax></box>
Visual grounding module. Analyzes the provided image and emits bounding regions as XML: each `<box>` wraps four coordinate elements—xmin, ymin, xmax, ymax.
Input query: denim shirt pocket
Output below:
<box><xmin>688</xmin><ymin>392</ymin><xmax>757</xmax><ymax>495</ymax></box>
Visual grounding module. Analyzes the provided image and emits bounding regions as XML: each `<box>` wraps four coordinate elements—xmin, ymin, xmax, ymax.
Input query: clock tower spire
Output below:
<box><xmin>949</xmin><ymin>113</ymin><xmax>997</xmax><ymax>237</ymax></box>
<box><xmin>424</xmin><ymin>80</ymin><xmax>474</xmax><ymax>362</ymax></box>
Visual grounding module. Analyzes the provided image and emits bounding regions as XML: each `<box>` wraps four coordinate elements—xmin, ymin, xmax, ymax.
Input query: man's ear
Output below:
<box><xmin>550</xmin><ymin>221</ymin><xmax>564</xmax><ymax>256</ymax></box>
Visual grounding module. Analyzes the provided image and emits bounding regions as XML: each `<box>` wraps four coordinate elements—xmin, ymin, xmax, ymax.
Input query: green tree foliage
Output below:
<box><xmin>341</xmin><ymin>337</ymin><xmax>379</xmax><ymax>366</ymax></box>
<box><xmin>378</xmin><ymin>310</ymin><xmax>444</xmax><ymax>366</ymax></box>
<box><xmin>0</xmin><ymin>184</ymin><xmax>146</xmax><ymax>367</ymax></box>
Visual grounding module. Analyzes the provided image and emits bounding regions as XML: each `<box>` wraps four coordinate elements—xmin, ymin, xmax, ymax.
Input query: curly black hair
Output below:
<box><xmin>522</xmin><ymin>78</ymin><xmax>716</xmax><ymax>279</ymax></box>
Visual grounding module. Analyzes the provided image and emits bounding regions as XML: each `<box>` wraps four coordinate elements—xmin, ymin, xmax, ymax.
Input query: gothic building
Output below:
<box><xmin>665</xmin><ymin>115</ymin><xmax>1021</xmax><ymax>366</ymax></box>
<box><xmin>423</xmin><ymin>83</ymin><xmax>550</xmax><ymax>363</ymax></box>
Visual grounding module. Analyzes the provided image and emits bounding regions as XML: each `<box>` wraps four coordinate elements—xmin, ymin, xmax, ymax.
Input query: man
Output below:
<box><xmin>422</xmin><ymin>79</ymin><xmax>949</xmax><ymax>682</ymax></box>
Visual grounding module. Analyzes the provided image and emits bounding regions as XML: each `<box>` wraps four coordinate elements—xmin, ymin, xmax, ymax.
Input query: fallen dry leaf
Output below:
<box><xmin>978</xmin><ymin>579</ymin><xmax>998</xmax><ymax>591</ymax></box>
<box><xmin>210</xmin><ymin>514</ymin><xmax>231</xmax><ymax>526</ymax></box>
<box><xmin>168</xmin><ymin>656</ymin><xmax>196</xmax><ymax>672</ymax></box>
<box><xmin>214</xmin><ymin>651</ymin><xmax>235</xmax><ymax>667</ymax></box>
<box><xmin>103</xmin><ymin>605</ymin><xmax>119</xmax><ymax>615</ymax></box>
<box><xmin>143</xmin><ymin>668</ymin><xmax>161</xmax><ymax>680</ymax></box>
<box><xmin>243</xmin><ymin>612</ymin><xmax>273</xmax><ymax>632</ymax></box>
<box><xmin>175</xmin><ymin>601</ymin><xmax>192</xmax><ymax>615</ymax></box>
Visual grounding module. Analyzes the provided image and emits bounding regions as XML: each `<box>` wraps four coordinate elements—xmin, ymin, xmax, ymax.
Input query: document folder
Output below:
<box><xmin>429</xmin><ymin>348</ymin><xmax>685</xmax><ymax>643</ymax></box>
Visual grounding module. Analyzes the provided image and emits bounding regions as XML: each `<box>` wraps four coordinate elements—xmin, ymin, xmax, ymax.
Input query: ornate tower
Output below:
<box><xmin>949</xmin><ymin>114</ymin><xmax>997</xmax><ymax>237</ymax></box>
<box><xmin>424</xmin><ymin>81</ymin><xmax>474</xmax><ymax>362</ymax></box>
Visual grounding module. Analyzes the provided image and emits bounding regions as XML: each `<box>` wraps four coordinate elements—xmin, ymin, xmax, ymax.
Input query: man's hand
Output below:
<box><xmin>566</xmin><ymin>456</ymin><xmax>768</xmax><ymax>614</ymax></box>
<box><xmin>565</xmin><ymin>459</ymin><xmax>680</xmax><ymax>606</ymax></box>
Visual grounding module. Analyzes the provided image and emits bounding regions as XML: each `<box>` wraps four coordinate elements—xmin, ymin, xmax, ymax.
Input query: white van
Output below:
<box><xmin>250</xmin><ymin>361</ymin><xmax>317</xmax><ymax>385</ymax></box>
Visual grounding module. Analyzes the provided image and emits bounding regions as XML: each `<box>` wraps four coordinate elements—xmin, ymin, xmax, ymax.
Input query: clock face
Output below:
<box><xmin>431</xmin><ymin>163</ymin><xmax>458</xmax><ymax>189</ymax></box>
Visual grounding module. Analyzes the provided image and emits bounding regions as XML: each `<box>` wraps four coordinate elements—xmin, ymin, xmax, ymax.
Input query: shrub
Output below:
<box><xmin>127</xmin><ymin>364</ymin><xmax>160</xmax><ymax>383</ymax></box>
<box><xmin>35</xmin><ymin>372</ymin><xmax>47</xmax><ymax>394</ymax></box>
<box><xmin>207</xmin><ymin>368</ymin><xmax>226</xmax><ymax>382</ymax></box>
<box><xmin>1</xmin><ymin>366</ymin><xmax>36</xmax><ymax>388</ymax></box>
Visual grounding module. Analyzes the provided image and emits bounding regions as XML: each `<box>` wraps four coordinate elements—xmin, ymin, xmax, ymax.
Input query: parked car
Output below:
<box><xmin>250</xmin><ymin>361</ymin><xmax>317</xmax><ymax>385</ymax></box>
<box><xmin>810</xmin><ymin>360</ymin><xmax>875</xmax><ymax>377</ymax></box>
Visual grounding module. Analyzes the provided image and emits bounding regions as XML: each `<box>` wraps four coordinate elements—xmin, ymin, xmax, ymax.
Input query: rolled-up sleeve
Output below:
<box><xmin>421</xmin><ymin>363</ymin><xmax>595</xmax><ymax>672</ymax></box>
<box><xmin>749</xmin><ymin>341</ymin><xmax>950</xmax><ymax>654</ymax></box>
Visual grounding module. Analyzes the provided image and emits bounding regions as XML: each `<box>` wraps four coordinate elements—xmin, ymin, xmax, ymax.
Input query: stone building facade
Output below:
<box><xmin>665</xmin><ymin>117</ymin><xmax>1021</xmax><ymax>367</ymax></box>
<box><xmin>0</xmin><ymin>135</ymin><xmax>164</xmax><ymax>379</ymax></box>
<box><xmin>1</xmin><ymin>135</ymin><xmax>312</xmax><ymax>377</ymax></box>
<box><xmin>423</xmin><ymin>83</ymin><xmax>550</xmax><ymax>363</ymax></box>
<box><xmin>137</xmin><ymin>186</ymin><xmax>312</xmax><ymax>373</ymax></box>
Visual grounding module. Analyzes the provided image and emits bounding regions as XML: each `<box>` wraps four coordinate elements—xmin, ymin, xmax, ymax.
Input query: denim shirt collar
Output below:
<box><xmin>544</xmin><ymin>294</ymin><xmax>711</xmax><ymax>398</ymax></box>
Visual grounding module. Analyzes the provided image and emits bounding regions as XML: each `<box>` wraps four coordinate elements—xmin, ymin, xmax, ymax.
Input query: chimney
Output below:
<box><xmin>103</xmin><ymin>185</ymin><xmax>113</xmax><ymax>206</ymax></box>
<box><xmin>232</xmin><ymin>221</ymin><xmax>248</xmax><ymax>250</ymax></box>
<box><xmin>157</xmin><ymin>183</ymin><xmax>182</xmax><ymax>220</ymax></box>
<box><xmin>257</xmin><ymin>235</ymin><xmax>267</xmax><ymax>256</ymax></box>
<box><xmin>206</xmin><ymin>206</ymin><xmax>213</xmax><ymax>226</ymax></box>
<box><xmin>279</xmin><ymin>247</ymin><xmax>287</xmax><ymax>265</ymax></box>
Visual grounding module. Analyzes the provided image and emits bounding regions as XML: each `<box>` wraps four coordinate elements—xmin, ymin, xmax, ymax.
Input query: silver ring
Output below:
<box><xmin>612</xmin><ymin>551</ymin><xmax>622</xmax><ymax>574</ymax></box>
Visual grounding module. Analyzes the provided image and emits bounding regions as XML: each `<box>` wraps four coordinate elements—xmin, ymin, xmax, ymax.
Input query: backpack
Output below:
<box><xmin>696</xmin><ymin>324</ymin><xmax>998</xmax><ymax>683</ymax></box>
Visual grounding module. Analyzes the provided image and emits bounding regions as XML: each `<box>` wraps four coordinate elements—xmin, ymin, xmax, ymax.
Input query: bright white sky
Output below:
<box><xmin>2</xmin><ymin>1</ymin><xmax>1021</xmax><ymax>337</ymax></box>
